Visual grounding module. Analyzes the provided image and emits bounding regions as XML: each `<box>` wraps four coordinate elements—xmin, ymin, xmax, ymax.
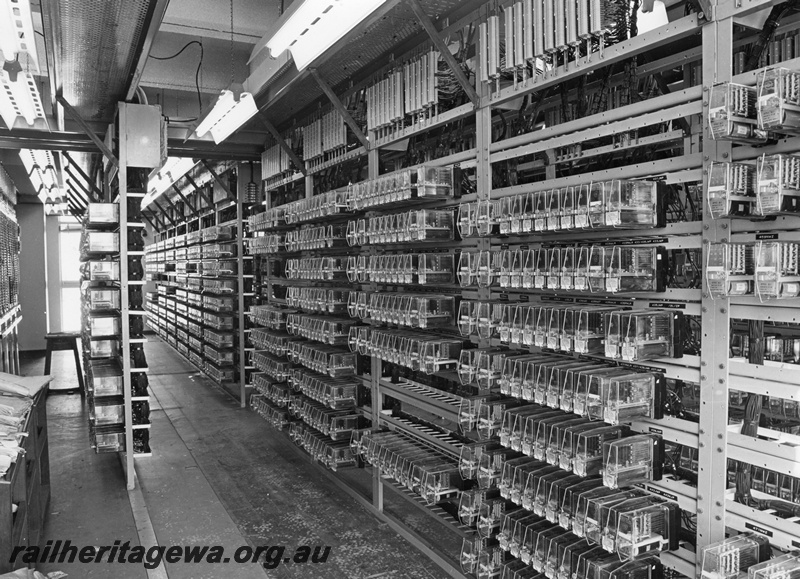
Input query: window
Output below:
<box><xmin>59</xmin><ymin>229</ymin><xmax>81</xmax><ymax>331</ymax></box>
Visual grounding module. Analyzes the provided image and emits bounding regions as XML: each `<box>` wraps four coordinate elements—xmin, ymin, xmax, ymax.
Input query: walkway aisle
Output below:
<box><xmin>143</xmin><ymin>340</ymin><xmax>448</xmax><ymax>579</ymax></box>
<box><xmin>19</xmin><ymin>341</ymin><xmax>448</xmax><ymax>578</ymax></box>
<box><xmin>20</xmin><ymin>352</ymin><xmax>144</xmax><ymax>579</ymax></box>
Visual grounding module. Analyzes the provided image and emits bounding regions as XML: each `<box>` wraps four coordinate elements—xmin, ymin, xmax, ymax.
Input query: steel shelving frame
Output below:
<box><xmin>144</xmin><ymin>170</ymin><xmax>251</xmax><ymax>407</ymax></box>
<box><xmin>148</xmin><ymin>0</ymin><xmax>800</xmax><ymax>574</ymax></box>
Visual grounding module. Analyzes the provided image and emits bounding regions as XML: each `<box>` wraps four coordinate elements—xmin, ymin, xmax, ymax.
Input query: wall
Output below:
<box><xmin>17</xmin><ymin>203</ymin><xmax>48</xmax><ymax>351</ymax></box>
<box><xmin>45</xmin><ymin>215</ymin><xmax>61</xmax><ymax>335</ymax></box>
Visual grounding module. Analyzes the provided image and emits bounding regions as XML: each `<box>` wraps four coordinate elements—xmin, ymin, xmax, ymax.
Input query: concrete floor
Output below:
<box><xmin>19</xmin><ymin>340</ymin><xmax>455</xmax><ymax>579</ymax></box>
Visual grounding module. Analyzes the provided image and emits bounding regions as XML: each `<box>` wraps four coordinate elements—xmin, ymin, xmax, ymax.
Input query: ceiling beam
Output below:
<box><xmin>406</xmin><ymin>0</ymin><xmax>480</xmax><ymax>106</ymax></box>
<box><xmin>125</xmin><ymin>0</ymin><xmax>172</xmax><ymax>101</ymax></box>
<box><xmin>40</xmin><ymin>0</ymin><xmax>64</xmax><ymax>129</ymax></box>
<box><xmin>0</xmin><ymin>128</ymin><xmax>262</xmax><ymax>161</ymax></box>
<box><xmin>57</xmin><ymin>95</ymin><xmax>119</xmax><ymax>167</ymax></box>
<box><xmin>308</xmin><ymin>68</ymin><xmax>370</xmax><ymax>151</ymax></box>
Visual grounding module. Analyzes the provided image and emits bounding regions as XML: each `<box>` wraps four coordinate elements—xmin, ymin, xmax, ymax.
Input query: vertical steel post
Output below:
<box><xmin>697</xmin><ymin>15</ymin><xmax>732</xmax><ymax>562</ymax></box>
<box><xmin>367</xmin><ymin>146</ymin><xmax>383</xmax><ymax>511</ymax></box>
<box><xmin>118</xmin><ymin>106</ymin><xmax>135</xmax><ymax>490</ymax></box>
<box><xmin>236</xmin><ymin>166</ymin><xmax>247</xmax><ymax>408</ymax></box>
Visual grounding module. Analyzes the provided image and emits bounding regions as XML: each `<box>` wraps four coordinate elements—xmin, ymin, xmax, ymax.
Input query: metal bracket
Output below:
<box><xmin>406</xmin><ymin>0</ymin><xmax>480</xmax><ymax>107</ymax></box>
<box><xmin>161</xmin><ymin>194</ymin><xmax>183</xmax><ymax>223</ymax></box>
<box><xmin>66</xmin><ymin>188</ymin><xmax>87</xmax><ymax>210</ymax></box>
<box><xmin>694</xmin><ymin>0</ymin><xmax>713</xmax><ymax>21</ymax></box>
<box><xmin>201</xmin><ymin>160</ymin><xmax>236</xmax><ymax>202</ymax></box>
<box><xmin>151</xmin><ymin>210</ymin><xmax>167</xmax><ymax>231</ymax></box>
<box><xmin>65</xmin><ymin>170</ymin><xmax>93</xmax><ymax>206</ymax></box>
<box><xmin>259</xmin><ymin>114</ymin><xmax>308</xmax><ymax>176</ymax></box>
<box><xmin>184</xmin><ymin>174</ymin><xmax>215</xmax><ymax>211</ymax></box>
<box><xmin>153</xmin><ymin>199</ymin><xmax>176</xmax><ymax>227</ymax></box>
<box><xmin>63</xmin><ymin>152</ymin><xmax>103</xmax><ymax>202</ymax></box>
<box><xmin>57</xmin><ymin>95</ymin><xmax>119</xmax><ymax>168</ymax></box>
<box><xmin>173</xmin><ymin>185</ymin><xmax>200</xmax><ymax>219</ymax></box>
<box><xmin>308</xmin><ymin>68</ymin><xmax>371</xmax><ymax>151</ymax></box>
<box><xmin>141</xmin><ymin>212</ymin><xmax>158</xmax><ymax>232</ymax></box>
<box><xmin>67</xmin><ymin>206</ymin><xmax>82</xmax><ymax>221</ymax></box>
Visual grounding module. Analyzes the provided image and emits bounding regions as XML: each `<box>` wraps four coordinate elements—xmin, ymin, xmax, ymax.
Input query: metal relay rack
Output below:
<box><xmin>120</xmin><ymin>0</ymin><xmax>800</xmax><ymax>575</ymax></box>
<box><xmin>243</xmin><ymin>1</ymin><xmax>800</xmax><ymax>577</ymax></box>
<box><xmin>85</xmin><ymin>102</ymin><xmax>163</xmax><ymax>490</ymax></box>
<box><xmin>0</xmin><ymin>166</ymin><xmax>21</xmax><ymax>374</ymax></box>
<box><xmin>143</xmin><ymin>162</ymin><xmax>252</xmax><ymax>407</ymax></box>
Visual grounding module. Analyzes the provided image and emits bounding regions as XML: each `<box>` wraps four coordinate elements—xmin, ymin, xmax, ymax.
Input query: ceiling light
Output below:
<box><xmin>18</xmin><ymin>149</ymin><xmax>60</xmax><ymax>200</ymax></box>
<box><xmin>142</xmin><ymin>156</ymin><xmax>197</xmax><ymax>208</ymax></box>
<box><xmin>267</xmin><ymin>0</ymin><xmax>391</xmax><ymax>71</ymax></box>
<box><xmin>194</xmin><ymin>89</ymin><xmax>258</xmax><ymax>144</ymax></box>
<box><xmin>0</xmin><ymin>69</ymin><xmax>45</xmax><ymax>128</ymax></box>
<box><xmin>43</xmin><ymin>186</ymin><xmax>66</xmax><ymax>204</ymax></box>
<box><xmin>44</xmin><ymin>202</ymin><xmax>69</xmax><ymax>216</ymax></box>
<box><xmin>0</xmin><ymin>0</ymin><xmax>40</xmax><ymax>81</ymax></box>
<box><xmin>637</xmin><ymin>0</ymin><xmax>668</xmax><ymax>34</ymax></box>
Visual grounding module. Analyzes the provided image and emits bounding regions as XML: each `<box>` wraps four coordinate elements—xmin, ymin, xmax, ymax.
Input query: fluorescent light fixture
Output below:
<box><xmin>0</xmin><ymin>0</ymin><xmax>39</xmax><ymax>78</ymax></box>
<box><xmin>44</xmin><ymin>202</ymin><xmax>69</xmax><ymax>216</ymax></box>
<box><xmin>244</xmin><ymin>37</ymin><xmax>291</xmax><ymax>96</ymax></box>
<box><xmin>18</xmin><ymin>148</ymin><xmax>60</xmax><ymax>201</ymax></box>
<box><xmin>43</xmin><ymin>186</ymin><xmax>66</xmax><ymax>204</ymax></box>
<box><xmin>0</xmin><ymin>69</ymin><xmax>45</xmax><ymax>127</ymax></box>
<box><xmin>142</xmin><ymin>156</ymin><xmax>197</xmax><ymax>208</ymax></box>
<box><xmin>267</xmin><ymin>0</ymin><xmax>391</xmax><ymax>71</ymax></box>
<box><xmin>637</xmin><ymin>0</ymin><xmax>669</xmax><ymax>34</ymax></box>
<box><xmin>194</xmin><ymin>89</ymin><xmax>258</xmax><ymax>144</ymax></box>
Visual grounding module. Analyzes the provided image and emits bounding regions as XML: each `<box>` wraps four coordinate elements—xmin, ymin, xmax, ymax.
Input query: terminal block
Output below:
<box><xmin>348</xmin><ymin>165</ymin><xmax>455</xmax><ymax>210</ymax></box>
<box><xmin>706</xmin><ymin>242</ymin><xmax>756</xmax><ymax>298</ymax></box>
<box><xmin>757</xmin><ymin>67</ymin><xmax>800</xmax><ymax>135</ymax></box>
<box><xmin>602</xmin><ymin>433</ymin><xmax>664</xmax><ymax>489</ymax></box>
<box><xmin>755</xmin><ymin>154</ymin><xmax>800</xmax><ymax>215</ymax></box>
<box><xmin>607</xmin><ymin>246</ymin><xmax>668</xmax><ymax>293</ymax></box>
<box><xmin>755</xmin><ymin>241</ymin><xmax>800</xmax><ymax>300</ymax></box>
<box><xmin>579</xmin><ymin>488</ymin><xmax>648</xmax><ymax>544</ymax></box>
<box><xmin>709</xmin><ymin>82</ymin><xmax>767</xmax><ymax>143</ymax></box>
<box><xmin>747</xmin><ymin>553</ymin><xmax>800</xmax><ymax>579</ymax></box>
<box><xmin>604</xmin><ymin>180</ymin><xmax>666</xmax><ymax>228</ymax></box>
<box><xmin>573</xmin><ymin>425</ymin><xmax>630</xmax><ymax>478</ymax></box>
<box><xmin>700</xmin><ymin>532</ymin><xmax>772</xmax><ymax>579</ymax></box>
<box><xmin>601</xmin><ymin>372</ymin><xmax>665</xmax><ymax>425</ymax></box>
<box><xmin>460</xmin><ymin>536</ymin><xmax>499</xmax><ymax>577</ymax></box>
<box><xmin>459</xmin><ymin>488</ymin><xmax>501</xmax><ymax>526</ymax></box>
<box><xmin>604</xmin><ymin>310</ymin><xmax>683</xmax><ymax>361</ymax></box>
<box><xmin>612</xmin><ymin>499</ymin><xmax>680</xmax><ymax>560</ymax></box>
<box><xmin>707</xmin><ymin>162</ymin><xmax>757</xmax><ymax>218</ymax></box>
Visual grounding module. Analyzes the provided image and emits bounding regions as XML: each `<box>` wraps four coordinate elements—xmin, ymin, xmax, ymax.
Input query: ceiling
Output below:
<box><xmin>5</xmin><ymin>0</ymin><xmax>281</xmax><ymax>206</ymax></box>
<box><xmin>1</xmin><ymin>0</ymin><xmax>486</xmax><ymax>212</ymax></box>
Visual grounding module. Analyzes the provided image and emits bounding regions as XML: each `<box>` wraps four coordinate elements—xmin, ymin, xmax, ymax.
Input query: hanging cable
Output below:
<box><xmin>150</xmin><ymin>40</ymin><xmax>204</xmax><ymax>118</ymax></box>
<box><xmin>745</xmin><ymin>1</ymin><xmax>799</xmax><ymax>72</ymax></box>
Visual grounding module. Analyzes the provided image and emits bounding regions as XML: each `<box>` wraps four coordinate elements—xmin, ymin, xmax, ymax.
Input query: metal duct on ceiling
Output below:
<box><xmin>57</xmin><ymin>0</ymin><xmax>161</xmax><ymax>122</ymax></box>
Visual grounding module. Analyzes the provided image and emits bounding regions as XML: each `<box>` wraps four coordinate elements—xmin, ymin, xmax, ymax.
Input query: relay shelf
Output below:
<box><xmin>141</xmin><ymin>1</ymin><xmax>800</xmax><ymax>578</ymax></box>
